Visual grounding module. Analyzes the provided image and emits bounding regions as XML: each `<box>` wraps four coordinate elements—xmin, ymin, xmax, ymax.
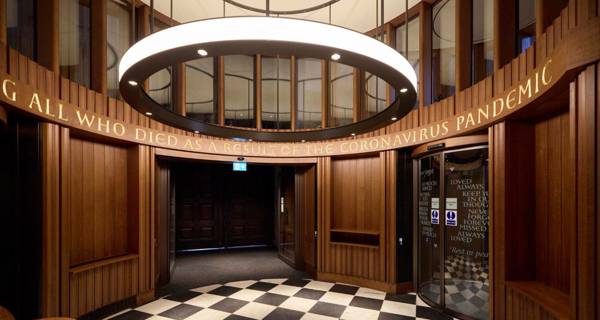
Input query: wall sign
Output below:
<box><xmin>0</xmin><ymin>53</ymin><xmax>566</xmax><ymax>158</ymax></box>
<box><xmin>431</xmin><ymin>197</ymin><xmax>439</xmax><ymax>209</ymax></box>
<box><xmin>446</xmin><ymin>198</ymin><xmax>458</xmax><ymax>210</ymax></box>
<box><xmin>431</xmin><ymin>210</ymin><xmax>440</xmax><ymax>225</ymax></box>
<box><xmin>446</xmin><ymin>210</ymin><xmax>458</xmax><ymax>227</ymax></box>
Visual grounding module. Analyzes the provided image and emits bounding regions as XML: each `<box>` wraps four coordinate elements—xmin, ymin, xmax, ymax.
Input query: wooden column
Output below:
<box><xmin>91</xmin><ymin>0</ymin><xmax>107</xmax><ymax>94</ymax></box>
<box><xmin>255</xmin><ymin>54</ymin><xmax>262</xmax><ymax>130</ymax></box>
<box><xmin>419</xmin><ymin>2</ymin><xmax>432</xmax><ymax>115</ymax></box>
<box><xmin>290</xmin><ymin>56</ymin><xmax>297</xmax><ymax>130</ymax></box>
<box><xmin>455</xmin><ymin>0</ymin><xmax>472</xmax><ymax>91</ymax></box>
<box><xmin>218</xmin><ymin>56</ymin><xmax>225</xmax><ymax>125</ymax></box>
<box><xmin>137</xmin><ymin>6</ymin><xmax>150</xmax><ymax>91</ymax></box>
<box><xmin>41</xmin><ymin>123</ymin><xmax>61</xmax><ymax>317</ymax></box>
<box><xmin>37</xmin><ymin>0</ymin><xmax>59</xmax><ymax>73</ymax></box>
<box><xmin>0</xmin><ymin>0</ymin><xmax>6</xmax><ymax>44</ymax></box>
<box><xmin>172</xmin><ymin>64</ymin><xmax>186</xmax><ymax>116</ymax></box>
<box><xmin>321</xmin><ymin>60</ymin><xmax>329</xmax><ymax>128</ymax></box>
<box><xmin>352</xmin><ymin>68</ymin><xmax>361</xmax><ymax>122</ymax></box>
<box><xmin>493</xmin><ymin>0</ymin><xmax>516</xmax><ymax>70</ymax></box>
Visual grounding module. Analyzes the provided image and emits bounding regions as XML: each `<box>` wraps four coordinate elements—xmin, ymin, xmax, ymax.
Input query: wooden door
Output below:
<box><xmin>278</xmin><ymin>167</ymin><xmax>296</xmax><ymax>265</ymax></box>
<box><xmin>223</xmin><ymin>166</ymin><xmax>275</xmax><ymax>247</ymax></box>
<box><xmin>175</xmin><ymin>164</ymin><xmax>223</xmax><ymax>250</ymax></box>
<box><xmin>297</xmin><ymin>166</ymin><xmax>317</xmax><ymax>275</ymax></box>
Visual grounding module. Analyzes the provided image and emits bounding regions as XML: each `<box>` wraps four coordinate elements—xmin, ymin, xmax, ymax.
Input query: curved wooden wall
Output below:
<box><xmin>0</xmin><ymin>0</ymin><xmax>599</xmax><ymax>319</ymax></box>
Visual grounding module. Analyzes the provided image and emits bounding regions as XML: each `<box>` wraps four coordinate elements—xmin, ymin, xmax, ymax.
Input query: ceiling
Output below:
<box><xmin>141</xmin><ymin>0</ymin><xmax>421</xmax><ymax>33</ymax></box>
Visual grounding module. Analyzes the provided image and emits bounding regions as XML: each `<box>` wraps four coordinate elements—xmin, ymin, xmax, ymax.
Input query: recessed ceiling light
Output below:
<box><xmin>400</xmin><ymin>88</ymin><xmax>408</xmax><ymax>93</ymax></box>
<box><xmin>197</xmin><ymin>49</ymin><xmax>208</xmax><ymax>56</ymax></box>
<box><xmin>351</xmin><ymin>133</ymin><xmax>356</xmax><ymax>136</ymax></box>
<box><xmin>128</xmin><ymin>80</ymin><xmax>138</xmax><ymax>86</ymax></box>
<box><xmin>391</xmin><ymin>117</ymin><xmax>398</xmax><ymax>121</ymax></box>
<box><xmin>194</xmin><ymin>130</ymin><xmax>199</xmax><ymax>134</ymax></box>
<box><xmin>248</xmin><ymin>139</ymin><xmax>253</xmax><ymax>142</ymax></box>
<box><xmin>301</xmin><ymin>139</ymin><xmax>306</xmax><ymax>143</ymax></box>
<box><xmin>145</xmin><ymin>112</ymin><xmax>152</xmax><ymax>116</ymax></box>
<box><xmin>331</xmin><ymin>53</ymin><xmax>341</xmax><ymax>61</ymax></box>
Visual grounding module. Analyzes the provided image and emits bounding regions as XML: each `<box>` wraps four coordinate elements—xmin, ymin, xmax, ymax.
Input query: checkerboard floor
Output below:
<box><xmin>105</xmin><ymin>278</ymin><xmax>459</xmax><ymax>320</ymax></box>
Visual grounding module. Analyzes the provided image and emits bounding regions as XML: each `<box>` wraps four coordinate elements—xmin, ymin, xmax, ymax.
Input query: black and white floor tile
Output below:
<box><xmin>105</xmin><ymin>279</ymin><xmax>459</xmax><ymax>320</ymax></box>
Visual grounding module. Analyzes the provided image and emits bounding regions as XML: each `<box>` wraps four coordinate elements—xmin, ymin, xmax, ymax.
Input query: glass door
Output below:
<box><xmin>417</xmin><ymin>146</ymin><xmax>489</xmax><ymax>320</ymax></box>
<box><xmin>417</xmin><ymin>155</ymin><xmax>442</xmax><ymax>305</ymax></box>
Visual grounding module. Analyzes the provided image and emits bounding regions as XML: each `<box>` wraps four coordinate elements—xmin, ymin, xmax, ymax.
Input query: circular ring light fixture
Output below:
<box><xmin>119</xmin><ymin>16</ymin><xmax>417</xmax><ymax>142</ymax></box>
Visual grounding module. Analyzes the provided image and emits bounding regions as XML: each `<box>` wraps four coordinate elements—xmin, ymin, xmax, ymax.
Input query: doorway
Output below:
<box><xmin>155</xmin><ymin>159</ymin><xmax>317</xmax><ymax>293</ymax></box>
<box><xmin>416</xmin><ymin>145</ymin><xmax>489</xmax><ymax>320</ymax></box>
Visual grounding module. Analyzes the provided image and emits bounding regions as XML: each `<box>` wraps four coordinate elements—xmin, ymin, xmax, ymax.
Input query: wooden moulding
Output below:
<box><xmin>329</xmin><ymin>229</ymin><xmax>380</xmax><ymax>248</ymax></box>
<box><xmin>69</xmin><ymin>254</ymin><xmax>139</xmax><ymax>274</ymax></box>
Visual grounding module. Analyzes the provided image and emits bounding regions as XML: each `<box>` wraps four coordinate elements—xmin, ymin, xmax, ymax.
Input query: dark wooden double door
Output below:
<box><xmin>175</xmin><ymin>163</ymin><xmax>275</xmax><ymax>250</ymax></box>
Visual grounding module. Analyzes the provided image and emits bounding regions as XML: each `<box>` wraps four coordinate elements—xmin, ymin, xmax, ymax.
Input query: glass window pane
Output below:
<box><xmin>261</xmin><ymin>57</ymin><xmax>291</xmax><ymax>129</ymax></box>
<box><xmin>364</xmin><ymin>72</ymin><xmax>386</xmax><ymax>118</ymax></box>
<box><xmin>6</xmin><ymin>0</ymin><xmax>36</xmax><ymax>59</ymax></box>
<box><xmin>443</xmin><ymin>148</ymin><xmax>489</xmax><ymax>320</ymax></box>
<box><xmin>330</xmin><ymin>62</ymin><xmax>354</xmax><ymax>127</ymax></box>
<box><xmin>60</xmin><ymin>0</ymin><xmax>91</xmax><ymax>87</ymax></box>
<box><xmin>396</xmin><ymin>16</ymin><xmax>420</xmax><ymax>108</ymax></box>
<box><xmin>296</xmin><ymin>58</ymin><xmax>322</xmax><ymax>129</ymax></box>
<box><xmin>107</xmin><ymin>0</ymin><xmax>131</xmax><ymax>98</ymax></box>
<box><xmin>472</xmin><ymin>0</ymin><xmax>494</xmax><ymax>83</ymax></box>
<box><xmin>225</xmin><ymin>55</ymin><xmax>255</xmax><ymax>128</ymax></box>
<box><xmin>518</xmin><ymin>0</ymin><xmax>536</xmax><ymax>53</ymax></box>
<box><xmin>432</xmin><ymin>0</ymin><xmax>455</xmax><ymax>102</ymax></box>
<box><xmin>148</xmin><ymin>20</ymin><xmax>172</xmax><ymax>110</ymax></box>
<box><xmin>186</xmin><ymin>58</ymin><xmax>216</xmax><ymax>124</ymax></box>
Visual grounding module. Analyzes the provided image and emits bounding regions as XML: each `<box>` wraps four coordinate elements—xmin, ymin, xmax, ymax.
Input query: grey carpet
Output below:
<box><xmin>157</xmin><ymin>247</ymin><xmax>309</xmax><ymax>297</ymax></box>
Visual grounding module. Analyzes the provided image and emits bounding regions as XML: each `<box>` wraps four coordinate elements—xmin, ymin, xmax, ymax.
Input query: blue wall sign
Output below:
<box><xmin>445</xmin><ymin>210</ymin><xmax>457</xmax><ymax>226</ymax></box>
<box><xmin>431</xmin><ymin>210</ymin><xmax>440</xmax><ymax>225</ymax></box>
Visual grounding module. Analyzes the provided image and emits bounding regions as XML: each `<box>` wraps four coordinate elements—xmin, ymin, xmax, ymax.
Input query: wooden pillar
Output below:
<box><xmin>385</xmin><ymin>23</ymin><xmax>394</xmax><ymax>109</ymax></box>
<box><xmin>255</xmin><ymin>54</ymin><xmax>262</xmax><ymax>130</ymax></box>
<box><xmin>0</xmin><ymin>0</ymin><xmax>6</xmax><ymax>44</ymax></box>
<box><xmin>536</xmin><ymin>0</ymin><xmax>569</xmax><ymax>38</ymax></box>
<box><xmin>172</xmin><ymin>63</ymin><xmax>186</xmax><ymax>116</ymax></box>
<box><xmin>352</xmin><ymin>68</ymin><xmax>361</xmax><ymax>122</ymax></box>
<box><xmin>419</xmin><ymin>2</ymin><xmax>432</xmax><ymax>115</ymax></box>
<box><xmin>41</xmin><ymin>123</ymin><xmax>61</xmax><ymax>317</ymax></box>
<box><xmin>218</xmin><ymin>56</ymin><xmax>225</xmax><ymax>125</ymax></box>
<box><xmin>455</xmin><ymin>0</ymin><xmax>472</xmax><ymax>91</ymax></box>
<box><xmin>137</xmin><ymin>6</ymin><xmax>150</xmax><ymax>91</ymax></box>
<box><xmin>37</xmin><ymin>0</ymin><xmax>59</xmax><ymax>73</ymax></box>
<box><xmin>290</xmin><ymin>56</ymin><xmax>297</xmax><ymax>130</ymax></box>
<box><xmin>321</xmin><ymin>60</ymin><xmax>329</xmax><ymax>128</ymax></box>
<box><xmin>493</xmin><ymin>0</ymin><xmax>516</xmax><ymax>70</ymax></box>
<box><xmin>91</xmin><ymin>0</ymin><xmax>107</xmax><ymax>94</ymax></box>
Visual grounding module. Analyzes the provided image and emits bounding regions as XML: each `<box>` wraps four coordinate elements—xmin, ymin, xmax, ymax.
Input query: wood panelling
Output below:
<box><xmin>331</xmin><ymin>156</ymin><xmax>382</xmax><ymax>232</ymax></box>
<box><xmin>319</xmin><ymin>153</ymin><xmax>391</xmax><ymax>287</ymax></box>
<box><xmin>505</xmin><ymin>282</ymin><xmax>569</xmax><ymax>320</ymax></box>
<box><xmin>155</xmin><ymin>161</ymin><xmax>171</xmax><ymax>287</ymax></box>
<box><xmin>534</xmin><ymin>112</ymin><xmax>572</xmax><ymax>293</ymax></box>
<box><xmin>68</xmin><ymin>255</ymin><xmax>139</xmax><ymax>318</ymax></box>
<box><xmin>68</xmin><ymin>137</ymin><xmax>129</xmax><ymax>266</ymax></box>
<box><xmin>573</xmin><ymin>63</ymin><xmax>598</xmax><ymax>320</ymax></box>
